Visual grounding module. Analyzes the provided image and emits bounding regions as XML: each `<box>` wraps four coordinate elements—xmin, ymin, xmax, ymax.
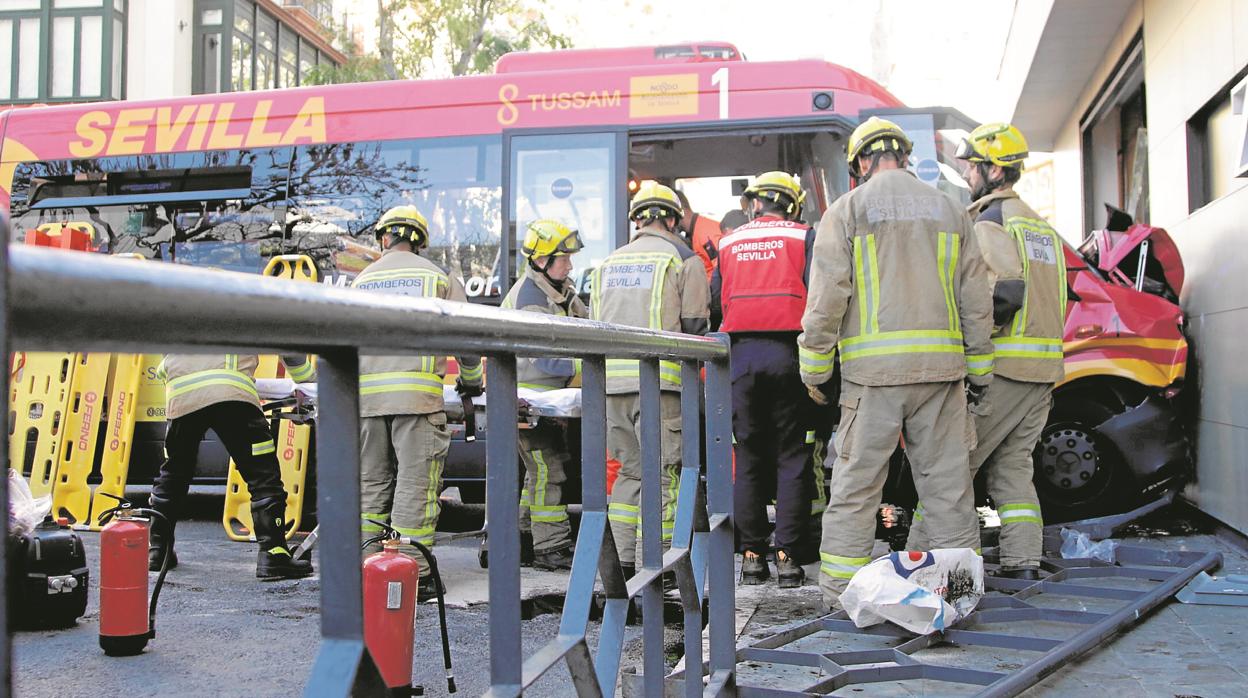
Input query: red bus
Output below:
<box><xmin>0</xmin><ymin>42</ymin><xmax>1187</xmax><ymax>519</ymax></box>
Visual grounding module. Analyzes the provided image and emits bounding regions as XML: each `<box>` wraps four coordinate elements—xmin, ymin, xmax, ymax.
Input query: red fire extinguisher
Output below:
<box><xmin>97</xmin><ymin>493</ymin><xmax>173</xmax><ymax>657</ymax></box>
<box><xmin>363</xmin><ymin>523</ymin><xmax>455</xmax><ymax>695</ymax></box>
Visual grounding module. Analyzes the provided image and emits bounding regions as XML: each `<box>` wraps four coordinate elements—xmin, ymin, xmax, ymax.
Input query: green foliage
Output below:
<box><xmin>300</xmin><ymin>13</ymin><xmax>389</xmax><ymax>85</ymax></box>
<box><xmin>308</xmin><ymin>0</ymin><xmax>571</xmax><ymax>85</ymax></box>
<box><xmin>302</xmin><ymin>56</ymin><xmax>390</xmax><ymax>85</ymax></box>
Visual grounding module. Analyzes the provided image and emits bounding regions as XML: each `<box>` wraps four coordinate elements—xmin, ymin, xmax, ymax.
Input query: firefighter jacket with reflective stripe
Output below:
<box><xmin>501</xmin><ymin>268</ymin><xmax>589</xmax><ymax>391</ymax></box>
<box><xmin>798</xmin><ymin>169</ymin><xmax>995</xmax><ymax>387</ymax></box>
<box><xmin>969</xmin><ymin>189</ymin><xmax>1067</xmax><ymax>383</ymax></box>
<box><xmin>351</xmin><ymin>249</ymin><xmax>483</xmax><ymax>417</ymax></box>
<box><xmin>591</xmin><ymin>226</ymin><xmax>711</xmax><ymax>394</ymax></box>
<box><xmin>158</xmin><ymin>354</ymin><xmax>313</xmax><ymax>420</ymax></box>
<box><xmin>689</xmin><ymin>213</ymin><xmax>723</xmax><ymax>282</ymax></box>
<box><xmin>715</xmin><ymin>216</ymin><xmax>815</xmax><ymax>333</ymax></box>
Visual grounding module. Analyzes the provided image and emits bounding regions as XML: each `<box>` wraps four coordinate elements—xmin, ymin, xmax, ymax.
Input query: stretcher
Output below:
<box><xmin>277</xmin><ymin>383</ymin><xmax>583</xmax><ymax>562</ymax></box>
<box><xmin>221</xmin><ymin>255</ymin><xmax>318</xmax><ymax>541</ymax></box>
<box><xmin>265</xmin><ymin>380</ymin><xmax>584</xmax><ymax>420</ymax></box>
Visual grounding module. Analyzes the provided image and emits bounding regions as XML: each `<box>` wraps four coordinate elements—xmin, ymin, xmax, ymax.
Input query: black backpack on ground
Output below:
<box><xmin>8</xmin><ymin>516</ymin><xmax>89</xmax><ymax>630</ymax></box>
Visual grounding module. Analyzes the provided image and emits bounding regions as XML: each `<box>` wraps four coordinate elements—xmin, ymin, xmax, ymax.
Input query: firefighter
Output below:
<box><xmin>501</xmin><ymin>218</ymin><xmax>589</xmax><ymax>571</ymax></box>
<box><xmin>798</xmin><ymin>117</ymin><xmax>995</xmax><ymax>610</ymax></box>
<box><xmin>711</xmin><ymin>171</ymin><xmax>821</xmax><ymax>587</ymax></box>
<box><xmin>352</xmin><ymin>205</ymin><xmax>483</xmax><ymax>590</ymax></box>
<box><xmin>593</xmin><ymin>182</ymin><xmax>711</xmax><ymax>577</ymax></box>
<box><xmin>148</xmin><ymin>353</ymin><xmax>316</xmax><ymax>579</ymax></box>
<box><xmin>905</xmin><ymin>123</ymin><xmax>1065</xmax><ymax>580</ymax></box>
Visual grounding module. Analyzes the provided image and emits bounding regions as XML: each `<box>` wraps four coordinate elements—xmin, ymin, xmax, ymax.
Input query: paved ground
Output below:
<box><xmin>722</xmin><ymin>507</ymin><xmax>1248</xmax><ymax>697</ymax></box>
<box><xmin>11</xmin><ymin>499</ymin><xmax>1247</xmax><ymax>696</ymax></box>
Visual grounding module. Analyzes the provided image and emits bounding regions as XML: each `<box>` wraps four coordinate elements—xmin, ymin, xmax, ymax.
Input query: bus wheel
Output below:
<box><xmin>1033</xmin><ymin>387</ymin><xmax>1139</xmax><ymax>523</ymax></box>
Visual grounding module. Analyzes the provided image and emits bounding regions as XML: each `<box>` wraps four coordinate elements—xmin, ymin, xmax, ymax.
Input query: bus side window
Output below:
<box><xmin>8</xmin><ymin>148</ymin><xmax>294</xmax><ymax>273</ymax></box>
<box><xmin>287</xmin><ymin>137</ymin><xmax>503</xmax><ymax>292</ymax></box>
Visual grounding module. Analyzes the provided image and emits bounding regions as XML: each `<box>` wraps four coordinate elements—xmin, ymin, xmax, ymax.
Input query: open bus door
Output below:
<box><xmin>445</xmin><ymin>131</ymin><xmax>628</xmax><ymax>502</ymax></box>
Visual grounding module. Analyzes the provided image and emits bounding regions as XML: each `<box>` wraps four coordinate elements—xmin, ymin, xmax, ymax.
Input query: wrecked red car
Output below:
<box><xmin>1039</xmin><ymin>217</ymin><xmax>1189</xmax><ymax>521</ymax></box>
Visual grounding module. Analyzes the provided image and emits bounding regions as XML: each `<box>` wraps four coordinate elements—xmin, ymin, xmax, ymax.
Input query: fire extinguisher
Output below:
<box><xmin>97</xmin><ymin>493</ymin><xmax>173</xmax><ymax>657</ymax></box>
<box><xmin>363</xmin><ymin>523</ymin><xmax>455</xmax><ymax>695</ymax></box>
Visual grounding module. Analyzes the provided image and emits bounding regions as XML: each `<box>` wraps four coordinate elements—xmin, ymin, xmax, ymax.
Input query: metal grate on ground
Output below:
<box><xmin>664</xmin><ymin>542</ymin><xmax>1220</xmax><ymax>696</ymax></box>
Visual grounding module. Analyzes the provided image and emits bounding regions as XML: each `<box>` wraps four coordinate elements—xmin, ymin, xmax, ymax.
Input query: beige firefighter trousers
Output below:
<box><xmin>518</xmin><ymin>420</ymin><xmax>573</xmax><ymax>553</ymax></box>
<box><xmin>607</xmin><ymin>392</ymin><xmax>683</xmax><ymax>568</ymax></box>
<box><xmin>819</xmin><ymin>380</ymin><xmax>980</xmax><ymax>608</ymax></box>
<box><xmin>906</xmin><ymin>377</ymin><xmax>1051</xmax><ymax>568</ymax></box>
<box><xmin>359</xmin><ymin>412</ymin><xmax>451</xmax><ymax>554</ymax></box>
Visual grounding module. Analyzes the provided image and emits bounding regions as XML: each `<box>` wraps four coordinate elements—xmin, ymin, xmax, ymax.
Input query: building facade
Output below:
<box><xmin>0</xmin><ymin>0</ymin><xmax>344</xmax><ymax>107</ymax></box>
<box><xmin>1002</xmin><ymin>0</ymin><xmax>1248</xmax><ymax>533</ymax></box>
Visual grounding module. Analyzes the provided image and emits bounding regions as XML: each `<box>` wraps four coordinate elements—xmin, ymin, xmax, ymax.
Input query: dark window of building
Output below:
<box><xmin>255</xmin><ymin>10</ymin><xmax>277</xmax><ymax>90</ymax></box>
<box><xmin>1186</xmin><ymin>65</ymin><xmax>1248</xmax><ymax>211</ymax></box>
<box><xmin>193</xmin><ymin>0</ymin><xmax>338</xmax><ymax>94</ymax></box>
<box><xmin>299</xmin><ymin>41</ymin><xmax>315</xmax><ymax>83</ymax></box>
<box><xmin>279</xmin><ymin>23</ymin><xmax>297</xmax><ymax>87</ymax></box>
<box><xmin>1080</xmin><ymin>33</ymin><xmax>1148</xmax><ymax>229</ymax></box>
<box><xmin>231</xmin><ymin>0</ymin><xmax>254</xmax><ymax>92</ymax></box>
<box><xmin>0</xmin><ymin>0</ymin><xmax>127</xmax><ymax>104</ymax></box>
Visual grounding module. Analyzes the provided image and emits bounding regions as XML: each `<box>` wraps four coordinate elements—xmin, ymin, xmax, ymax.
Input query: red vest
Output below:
<box><xmin>718</xmin><ymin>216</ymin><xmax>811</xmax><ymax>333</ymax></box>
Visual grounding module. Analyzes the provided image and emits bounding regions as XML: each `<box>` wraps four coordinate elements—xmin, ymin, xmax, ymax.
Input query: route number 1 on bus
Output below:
<box><xmin>712</xmin><ymin>68</ymin><xmax>729</xmax><ymax>120</ymax></box>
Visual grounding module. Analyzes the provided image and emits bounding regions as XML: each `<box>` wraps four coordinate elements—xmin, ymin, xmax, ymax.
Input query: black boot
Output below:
<box><xmin>999</xmin><ymin>567</ymin><xmax>1042</xmax><ymax>581</ymax></box>
<box><xmin>532</xmin><ymin>546</ymin><xmax>574</xmax><ymax>571</ymax></box>
<box><xmin>147</xmin><ymin>495</ymin><xmax>178</xmax><ymax>572</ymax></box>
<box><xmin>252</xmin><ymin>497</ymin><xmax>313</xmax><ymax>580</ymax></box>
<box><xmin>776</xmin><ymin>551</ymin><xmax>805</xmax><ymax>589</ymax></box>
<box><xmin>741</xmin><ymin>552</ymin><xmax>770</xmax><ymax>585</ymax></box>
<box><xmin>520</xmin><ymin>530</ymin><xmax>536</xmax><ymax>567</ymax></box>
<box><xmin>478</xmin><ymin>531</ymin><xmax>536</xmax><ymax>569</ymax></box>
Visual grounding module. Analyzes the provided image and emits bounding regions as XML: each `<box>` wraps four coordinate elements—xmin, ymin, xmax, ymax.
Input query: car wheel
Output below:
<box><xmin>1033</xmin><ymin>385</ymin><xmax>1140</xmax><ymax>523</ymax></box>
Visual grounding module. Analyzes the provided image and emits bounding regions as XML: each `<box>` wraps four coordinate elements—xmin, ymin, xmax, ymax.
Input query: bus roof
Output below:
<box><xmin>495</xmin><ymin>42</ymin><xmax>745</xmax><ymax>73</ymax></box>
<box><xmin>0</xmin><ymin>51</ymin><xmax>901</xmax><ymax>204</ymax></box>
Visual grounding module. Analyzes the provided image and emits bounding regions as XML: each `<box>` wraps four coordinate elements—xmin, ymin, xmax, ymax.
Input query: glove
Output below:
<box><xmin>455</xmin><ymin>377</ymin><xmax>483</xmax><ymax>399</ymax></box>
<box><xmin>965</xmin><ymin>380</ymin><xmax>988</xmax><ymax>409</ymax></box>
<box><xmin>807</xmin><ymin>381</ymin><xmax>836</xmax><ymax>406</ymax></box>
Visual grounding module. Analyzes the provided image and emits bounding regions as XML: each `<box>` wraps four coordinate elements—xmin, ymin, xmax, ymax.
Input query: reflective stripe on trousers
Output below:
<box><xmin>820</xmin><ymin>552</ymin><xmax>871</xmax><ymax>580</ymax></box>
<box><xmin>529</xmin><ymin>449</ymin><xmax>568</xmax><ymax>523</ymax></box>
<box><xmin>998</xmin><ymin>502</ymin><xmax>1043</xmax><ymax>526</ymax></box>
<box><xmin>252</xmin><ymin>439</ymin><xmax>276</xmax><ymax>456</ymax></box>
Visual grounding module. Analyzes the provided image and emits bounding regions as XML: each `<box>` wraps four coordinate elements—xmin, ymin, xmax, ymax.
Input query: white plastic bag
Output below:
<box><xmin>1059</xmin><ymin>527</ymin><xmax>1119</xmax><ymax>563</ymax></box>
<box><xmin>9</xmin><ymin>468</ymin><xmax>51</xmax><ymax>537</ymax></box>
<box><xmin>840</xmin><ymin>549</ymin><xmax>985</xmax><ymax>634</ymax></box>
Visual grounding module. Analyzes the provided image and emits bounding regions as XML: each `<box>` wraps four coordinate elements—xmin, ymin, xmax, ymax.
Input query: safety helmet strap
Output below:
<box><xmin>972</xmin><ymin>161</ymin><xmax>1005</xmax><ymax>200</ymax></box>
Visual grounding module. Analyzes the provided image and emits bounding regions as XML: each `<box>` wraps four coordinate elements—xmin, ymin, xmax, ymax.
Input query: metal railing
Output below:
<box><xmin>1</xmin><ymin>240</ymin><xmax>736</xmax><ymax>697</ymax></box>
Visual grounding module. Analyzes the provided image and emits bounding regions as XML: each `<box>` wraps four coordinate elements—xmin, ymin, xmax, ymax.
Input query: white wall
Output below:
<box><xmin>1141</xmin><ymin>0</ymin><xmax>1248</xmax><ymax>534</ymax></box>
<box><xmin>1044</xmin><ymin>1</ymin><xmax>1144</xmax><ymax>239</ymax></box>
<box><xmin>1023</xmin><ymin>0</ymin><xmax>1248</xmax><ymax>533</ymax></box>
<box><xmin>125</xmin><ymin>0</ymin><xmax>194</xmax><ymax>100</ymax></box>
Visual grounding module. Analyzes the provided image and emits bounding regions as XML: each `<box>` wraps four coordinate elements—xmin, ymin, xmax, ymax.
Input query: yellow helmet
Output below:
<box><xmin>628</xmin><ymin>181</ymin><xmax>683</xmax><ymax>222</ymax></box>
<box><xmin>745</xmin><ymin>171</ymin><xmax>806</xmax><ymax>218</ymax></box>
<box><xmin>847</xmin><ymin>116</ymin><xmax>913</xmax><ymax>177</ymax></box>
<box><xmin>375</xmin><ymin>205</ymin><xmax>430</xmax><ymax>249</ymax></box>
<box><xmin>521</xmin><ymin>219</ymin><xmax>583</xmax><ymax>259</ymax></box>
<box><xmin>956</xmin><ymin>122</ymin><xmax>1029</xmax><ymax>168</ymax></box>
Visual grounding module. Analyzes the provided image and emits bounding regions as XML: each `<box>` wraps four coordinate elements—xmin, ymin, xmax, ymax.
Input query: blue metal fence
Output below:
<box><xmin>1</xmin><ymin>238</ymin><xmax>735</xmax><ymax>696</ymax></box>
